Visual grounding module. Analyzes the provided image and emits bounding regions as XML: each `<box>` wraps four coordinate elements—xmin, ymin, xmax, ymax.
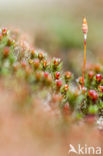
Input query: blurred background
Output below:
<box><xmin>0</xmin><ymin>1</ymin><xmax>103</xmax><ymax>155</ymax></box>
<box><xmin>1</xmin><ymin>0</ymin><xmax>103</xmax><ymax>75</ymax></box>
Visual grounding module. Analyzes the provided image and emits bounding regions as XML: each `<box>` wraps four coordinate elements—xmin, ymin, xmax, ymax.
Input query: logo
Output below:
<box><xmin>68</xmin><ymin>144</ymin><xmax>101</xmax><ymax>155</ymax></box>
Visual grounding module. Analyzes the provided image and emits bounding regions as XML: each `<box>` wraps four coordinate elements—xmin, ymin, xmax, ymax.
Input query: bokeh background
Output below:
<box><xmin>1</xmin><ymin>0</ymin><xmax>103</xmax><ymax>76</ymax></box>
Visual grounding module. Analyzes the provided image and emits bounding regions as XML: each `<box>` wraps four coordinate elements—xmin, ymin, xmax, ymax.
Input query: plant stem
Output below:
<box><xmin>82</xmin><ymin>40</ymin><xmax>86</xmax><ymax>88</ymax></box>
